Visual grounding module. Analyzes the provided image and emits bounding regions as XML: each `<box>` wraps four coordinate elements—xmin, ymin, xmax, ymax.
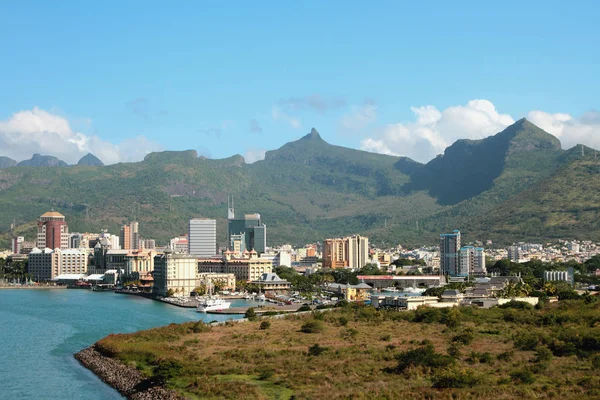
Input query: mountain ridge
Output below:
<box><xmin>0</xmin><ymin>120</ymin><xmax>597</xmax><ymax>248</ymax></box>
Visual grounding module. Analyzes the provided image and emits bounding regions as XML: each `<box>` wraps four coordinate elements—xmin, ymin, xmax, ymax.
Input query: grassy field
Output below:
<box><xmin>94</xmin><ymin>298</ymin><xmax>600</xmax><ymax>399</ymax></box>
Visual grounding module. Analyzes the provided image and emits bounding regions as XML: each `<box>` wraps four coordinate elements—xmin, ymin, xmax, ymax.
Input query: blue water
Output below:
<box><xmin>0</xmin><ymin>290</ymin><xmax>251</xmax><ymax>399</ymax></box>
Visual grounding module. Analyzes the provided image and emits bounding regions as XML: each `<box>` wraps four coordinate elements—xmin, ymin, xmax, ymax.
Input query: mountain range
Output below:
<box><xmin>0</xmin><ymin>120</ymin><xmax>598</xmax><ymax>248</ymax></box>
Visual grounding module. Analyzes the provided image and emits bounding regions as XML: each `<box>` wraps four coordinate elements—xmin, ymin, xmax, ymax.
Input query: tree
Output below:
<box><xmin>166</xmin><ymin>288</ymin><xmax>175</xmax><ymax>297</ymax></box>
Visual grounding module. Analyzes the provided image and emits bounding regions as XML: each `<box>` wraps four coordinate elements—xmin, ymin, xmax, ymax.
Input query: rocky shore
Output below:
<box><xmin>74</xmin><ymin>346</ymin><xmax>183</xmax><ymax>400</ymax></box>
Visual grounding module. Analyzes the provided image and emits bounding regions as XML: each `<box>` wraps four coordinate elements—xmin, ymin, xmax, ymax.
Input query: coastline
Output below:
<box><xmin>0</xmin><ymin>285</ymin><xmax>67</xmax><ymax>290</ymax></box>
<box><xmin>74</xmin><ymin>346</ymin><xmax>182</xmax><ymax>400</ymax></box>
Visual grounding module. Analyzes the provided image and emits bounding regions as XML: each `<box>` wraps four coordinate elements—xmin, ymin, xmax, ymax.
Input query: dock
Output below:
<box><xmin>206</xmin><ymin>303</ymin><xmax>305</xmax><ymax>315</ymax></box>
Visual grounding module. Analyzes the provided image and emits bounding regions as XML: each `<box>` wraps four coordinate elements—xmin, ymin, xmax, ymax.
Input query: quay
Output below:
<box><xmin>207</xmin><ymin>303</ymin><xmax>305</xmax><ymax>314</ymax></box>
<box><xmin>0</xmin><ymin>285</ymin><xmax>67</xmax><ymax>290</ymax></box>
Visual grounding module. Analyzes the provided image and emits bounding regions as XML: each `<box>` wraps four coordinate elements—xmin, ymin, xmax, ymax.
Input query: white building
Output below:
<box><xmin>188</xmin><ymin>218</ymin><xmax>217</xmax><ymax>257</ymax></box>
<box><xmin>153</xmin><ymin>251</ymin><xmax>198</xmax><ymax>297</ymax></box>
<box><xmin>28</xmin><ymin>247</ymin><xmax>88</xmax><ymax>281</ymax></box>
<box><xmin>348</xmin><ymin>235</ymin><xmax>369</xmax><ymax>270</ymax></box>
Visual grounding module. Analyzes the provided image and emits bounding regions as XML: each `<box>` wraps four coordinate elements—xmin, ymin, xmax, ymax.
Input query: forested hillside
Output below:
<box><xmin>0</xmin><ymin>121</ymin><xmax>597</xmax><ymax>248</ymax></box>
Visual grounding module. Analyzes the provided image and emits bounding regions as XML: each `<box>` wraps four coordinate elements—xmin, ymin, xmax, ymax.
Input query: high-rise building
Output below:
<box><xmin>28</xmin><ymin>247</ymin><xmax>88</xmax><ymax>281</ymax></box>
<box><xmin>189</xmin><ymin>218</ymin><xmax>217</xmax><ymax>257</ymax></box>
<box><xmin>120</xmin><ymin>222</ymin><xmax>139</xmax><ymax>250</ymax></box>
<box><xmin>348</xmin><ymin>235</ymin><xmax>369</xmax><ymax>270</ymax></box>
<box><xmin>153</xmin><ymin>250</ymin><xmax>198</xmax><ymax>297</ymax></box>
<box><xmin>474</xmin><ymin>247</ymin><xmax>486</xmax><ymax>275</ymax></box>
<box><xmin>459</xmin><ymin>246</ymin><xmax>474</xmax><ymax>276</ymax></box>
<box><xmin>323</xmin><ymin>235</ymin><xmax>369</xmax><ymax>269</ymax></box>
<box><xmin>323</xmin><ymin>238</ymin><xmax>349</xmax><ymax>269</ymax></box>
<box><xmin>37</xmin><ymin>211</ymin><xmax>69</xmax><ymax>249</ymax></box>
<box><xmin>11</xmin><ymin>236</ymin><xmax>24</xmax><ymax>254</ymax></box>
<box><xmin>227</xmin><ymin>212</ymin><xmax>267</xmax><ymax>254</ymax></box>
<box><xmin>507</xmin><ymin>245</ymin><xmax>523</xmax><ymax>262</ymax></box>
<box><xmin>440</xmin><ymin>230</ymin><xmax>461</xmax><ymax>276</ymax></box>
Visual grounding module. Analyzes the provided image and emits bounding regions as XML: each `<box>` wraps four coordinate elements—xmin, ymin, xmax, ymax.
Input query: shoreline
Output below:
<box><xmin>74</xmin><ymin>346</ymin><xmax>182</xmax><ymax>400</ymax></box>
<box><xmin>0</xmin><ymin>285</ymin><xmax>67</xmax><ymax>290</ymax></box>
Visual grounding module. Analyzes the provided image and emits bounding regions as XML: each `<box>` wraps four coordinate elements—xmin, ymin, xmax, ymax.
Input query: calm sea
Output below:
<box><xmin>0</xmin><ymin>289</ymin><xmax>248</xmax><ymax>399</ymax></box>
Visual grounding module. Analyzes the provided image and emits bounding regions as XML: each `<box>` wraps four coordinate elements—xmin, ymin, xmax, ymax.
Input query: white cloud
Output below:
<box><xmin>272</xmin><ymin>106</ymin><xmax>301</xmax><ymax>129</ymax></box>
<box><xmin>244</xmin><ymin>148</ymin><xmax>266</xmax><ymax>164</ymax></box>
<box><xmin>527</xmin><ymin>110</ymin><xmax>600</xmax><ymax>150</ymax></box>
<box><xmin>0</xmin><ymin>107</ymin><xmax>163</xmax><ymax>165</ymax></box>
<box><xmin>340</xmin><ymin>101</ymin><xmax>377</xmax><ymax>130</ymax></box>
<box><xmin>361</xmin><ymin>99</ymin><xmax>515</xmax><ymax>162</ymax></box>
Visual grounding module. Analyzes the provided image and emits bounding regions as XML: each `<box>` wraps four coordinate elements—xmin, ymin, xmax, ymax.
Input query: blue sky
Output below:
<box><xmin>0</xmin><ymin>1</ymin><xmax>598</xmax><ymax>164</ymax></box>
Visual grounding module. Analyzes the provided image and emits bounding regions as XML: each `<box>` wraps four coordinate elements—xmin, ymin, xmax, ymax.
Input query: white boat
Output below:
<box><xmin>197</xmin><ymin>297</ymin><xmax>231</xmax><ymax>312</ymax></box>
<box><xmin>402</xmin><ymin>287</ymin><xmax>427</xmax><ymax>294</ymax></box>
<box><xmin>257</xmin><ymin>293</ymin><xmax>266</xmax><ymax>301</ymax></box>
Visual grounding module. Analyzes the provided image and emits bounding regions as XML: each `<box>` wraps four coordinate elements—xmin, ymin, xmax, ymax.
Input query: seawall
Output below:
<box><xmin>74</xmin><ymin>346</ymin><xmax>183</xmax><ymax>400</ymax></box>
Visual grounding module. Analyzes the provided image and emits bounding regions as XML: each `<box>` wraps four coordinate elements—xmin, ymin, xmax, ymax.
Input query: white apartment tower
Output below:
<box><xmin>188</xmin><ymin>218</ymin><xmax>217</xmax><ymax>257</ymax></box>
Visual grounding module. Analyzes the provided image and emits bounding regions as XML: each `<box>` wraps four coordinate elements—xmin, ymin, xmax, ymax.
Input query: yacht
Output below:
<box><xmin>257</xmin><ymin>293</ymin><xmax>266</xmax><ymax>301</ymax></box>
<box><xmin>197</xmin><ymin>297</ymin><xmax>231</xmax><ymax>312</ymax></box>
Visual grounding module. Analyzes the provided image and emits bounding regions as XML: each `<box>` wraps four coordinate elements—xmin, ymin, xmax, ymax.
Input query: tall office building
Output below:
<box><xmin>37</xmin><ymin>211</ymin><xmax>69</xmax><ymax>249</ymax></box>
<box><xmin>120</xmin><ymin>221</ymin><xmax>140</xmax><ymax>250</ymax></box>
<box><xmin>474</xmin><ymin>247</ymin><xmax>486</xmax><ymax>274</ymax></box>
<box><xmin>459</xmin><ymin>246</ymin><xmax>474</xmax><ymax>276</ymax></box>
<box><xmin>227</xmin><ymin>209</ymin><xmax>267</xmax><ymax>255</ymax></box>
<box><xmin>440</xmin><ymin>230</ymin><xmax>461</xmax><ymax>276</ymax></box>
<box><xmin>188</xmin><ymin>218</ymin><xmax>217</xmax><ymax>257</ymax></box>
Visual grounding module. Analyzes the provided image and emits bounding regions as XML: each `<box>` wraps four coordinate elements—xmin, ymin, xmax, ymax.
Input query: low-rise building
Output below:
<box><xmin>326</xmin><ymin>282</ymin><xmax>372</xmax><ymax>301</ymax></box>
<box><xmin>250</xmin><ymin>273</ymin><xmax>291</xmax><ymax>292</ymax></box>
<box><xmin>197</xmin><ymin>273</ymin><xmax>236</xmax><ymax>291</ymax></box>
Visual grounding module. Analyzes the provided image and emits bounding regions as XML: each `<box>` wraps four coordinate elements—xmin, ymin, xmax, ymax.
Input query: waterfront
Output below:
<box><xmin>0</xmin><ymin>290</ymin><xmax>252</xmax><ymax>399</ymax></box>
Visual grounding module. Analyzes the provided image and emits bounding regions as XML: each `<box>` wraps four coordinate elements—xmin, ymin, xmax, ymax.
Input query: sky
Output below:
<box><xmin>0</xmin><ymin>1</ymin><xmax>599</xmax><ymax>165</ymax></box>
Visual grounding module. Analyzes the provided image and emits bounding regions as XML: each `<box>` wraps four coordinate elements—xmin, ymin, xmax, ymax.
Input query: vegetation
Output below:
<box><xmin>94</xmin><ymin>296</ymin><xmax>600</xmax><ymax>399</ymax></box>
<box><xmin>1</xmin><ymin>121</ymin><xmax>599</xmax><ymax>248</ymax></box>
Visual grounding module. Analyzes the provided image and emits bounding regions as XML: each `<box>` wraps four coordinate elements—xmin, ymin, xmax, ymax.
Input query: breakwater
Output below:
<box><xmin>75</xmin><ymin>347</ymin><xmax>182</xmax><ymax>400</ymax></box>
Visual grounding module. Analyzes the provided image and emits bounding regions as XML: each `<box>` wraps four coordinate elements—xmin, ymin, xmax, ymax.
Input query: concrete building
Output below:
<box><xmin>120</xmin><ymin>221</ymin><xmax>139</xmax><ymax>250</ymax></box>
<box><xmin>323</xmin><ymin>238</ymin><xmax>348</xmax><ymax>269</ymax></box>
<box><xmin>508</xmin><ymin>245</ymin><xmax>524</xmax><ymax>262</ymax></box>
<box><xmin>348</xmin><ymin>235</ymin><xmax>369</xmax><ymax>270</ymax></box>
<box><xmin>169</xmin><ymin>236</ymin><xmax>189</xmax><ymax>253</ymax></box>
<box><xmin>124</xmin><ymin>249</ymin><xmax>155</xmax><ymax>279</ymax></box>
<box><xmin>141</xmin><ymin>239</ymin><xmax>156</xmax><ymax>250</ymax></box>
<box><xmin>474</xmin><ymin>247</ymin><xmax>486</xmax><ymax>275</ymax></box>
<box><xmin>197</xmin><ymin>273</ymin><xmax>236</xmax><ymax>291</ymax></box>
<box><xmin>27</xmin><ymin>248</ymin><xmax>54</xmax><ymax>281</ymax></box>
<box><xmin>11</xmin><ymin>236</ymin><xmax>24</xmax><ymax>254</ymax></box>
<box><xmin>198</xmin><ymin>252</ymin><xmax>273</xmax><ymax>282</ymax></box>
<box><xmin>153</xmin><ymin>250</ymin><xmax>198</xmax><ymax>297</ymax></box>
<box><xmin>440</xmin><ymin>230</ymin><xmax>461</xmax><ymax>276</ymax></box>
<box><xmin>28</xmin><ymin>247</ymin><xmax>88</xmax><ymax>281</ymax></box>
<box><xmin>188</xmin><ymin>218</ymin><xmax>217</xmax><ymax>257</ymax></box>
<box><xmin>250</xmin><ymin>273</ymin><xmax>291</xmax><ymax>292</ymax></box>
<box><xmin>227</xmin><ymin>212</ymin><xmax>267</xmax><ymax>255</ymax></box>
<box><xmin>37</xmin><ymin>211</ymin><xmax>69</xmax><ymax>250</ymax></box>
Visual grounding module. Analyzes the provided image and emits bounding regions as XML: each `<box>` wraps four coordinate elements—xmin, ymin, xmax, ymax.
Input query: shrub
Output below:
<box><xmin>497</xmin><ymin>351</ymin><xmax>514</xmax><ymax>362</ymax></box>
<box><xmin>340</xmin><ymin>328</ymin><xmax>359</xmax><ymax>340</ymax></box>
<box><xmin>335</xmin><ymin>300</ymin><xmax>349</xmax><ymax>308</ymax></box>
<box><xmin>467</xmin><ymin>351</ymin><xmax>493</xmax><ymax>364</ymax></box>
<box><xmin>191</xmin><ymin>321</ymin><xmax>211</xmax><ymax>333</ymax></box>
<box><xmin>258</xmin><ymin>369</ymin><xmax>274</xmax><ymax>380</ymax></box>
<box><xmin>307</xmin><ymin>343</ymin><xmax>328</xmax><ymax>356</ymax></box>
<box><xmin>447</xmin><ymin>343</ymin><xmax>462</xmax><ymax>359</ymax></box>
<box><xmin>451</xmin><ymin>330</ymin><xmax>474</xmax><ymax>345</ymax></box>
<box><xmin>514</xmin><ymin>332</ymin><xmax>542</xmax><ymax>351</ymax></box>
<box><xmin>152</xmin><ymin>359</ymin><xmax>184</xmax><ymax>384</ymax></box>
<box><xmin>380</xmin><ymin>334</ymin><xmax>392</xmax><ymax>342</ymax></box>
<box><xmin>338</xmin><ymin>316</ymin><xmax>348</xmax><ymax>326</ymax></box>
<box><xmin>499</xmin><ymin>300</ymin><xmax>534</xmax><ymax>310</ymax></box>
<box><xmin>510</xmin><ymin>368</ymin><xmax>535</xmax><ymax>384</ymax></box>
<box><xmin>394</xmin><ymin>344</ymin><xmax>454</xmax><ymax>373</ymax></box>
<box><xmin>432</xmin><ymin>367</ymin><xmax>481</xmax><ymax>388</ymax></box>
<box><xmin>592</xmin><ymin>354</ymin><xmax>600</xmax><ymax>369</ymax></box>
<box><xmin>442</xmin><ymin>307</ymin><xmax>462</xmax><ymax>328</ymax></box>
<box><xmin>413</xmin><ymin>306</ymin><xmax>443</xmax><ymax>323</ymax></box>
<box><xmin>260</xmin><ymin>320</ymin><xmax>271</xmax><ymax>330</ymax></box>
<box><xmin>300</xmin><ymin>320</ymin><xmax>325</xmax><ymax>334</ymax></box>
<box><xmin>245</xmin><ymin>307</ymin><xmax>257</xmax><ymax>320</ymax></box>
<box><xmin>297</xmin><ymin>304</ymin><xmax>312</xmax><ymax>312</ymax></box>
<box><xmin>533</xmin><ymin>346</ymin><xmax>553</xmax><ymax>363</ymax></box>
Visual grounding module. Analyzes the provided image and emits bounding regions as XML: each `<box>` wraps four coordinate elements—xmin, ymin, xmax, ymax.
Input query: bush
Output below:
<box><xmin>191</xmin><ymin>321</ymin><xmax>211</xmax><ymax>333</ymax></box>
<box><xmin>394</xmin><ymin>344</ymin><xmax>454</xmax><ymax>373</ymax></box>
<box><xmin>258</xmin><ymin>369</ymin><xmax>274</xmax><ymax>380</ymax></box>
<box><xmin>447</xmin><ymin>343</ymin><xmax>462</xmax><ymax>359</ymax></box>
<box><xmin>259</xmin><ymin>320</ymin><xmax>271</xmax><ymax>330</ymax></box>
<box><xmin>297</xmin><ymin>304</ymin><xmax>312</xmax><ymax>312</ymax></box>
<box><xmin>451</xmin><ymin>330</ymin><xmax>474</xmax><ymax>345</ymax></box>
<box><xmin>510</xmin><ymin>368</ymin><xmax>535</xmax><ymax>384</ymax></box>
<box><xmin>307</xmin><ymin>343</ymin><xmax>328</xmax><ymax>356</ymax></box>
<box><xmin>337</xmin><ymin>316</ymin><xmax>349</xmax><ymax>326</ymax></box>
<box><xmin>335</xmin><ymin>300</ymin><xmax>349</xmax><ymax>308</ymax></box>
<box><xmin>497</xmin><ymin>351</ymin><xmax>514</xmax><ymax>362</ymax></box>
<box><xmin>467</xmin><ymin>351</ymin><xmax>494</xmax><ymax>364</ymax></box>
<box><xmin>499</xmin><ymin>300</ymin><xmax>534</xmax><ymax>310</ymax></box>
<box><xmin>432</xmin><ymin>367</ymin><xmax>481</xmax><ymax>388</ymax></box>
<box><xmin>300</xmin><ymin>320</ymin><xmax>325</xmax><ymax>334</ymax></box>
<box><xmin>245</xmin><ymin>307</ymin><xmax>257</xmax><ymax>320</ymax></box>
<box><xmin>591</xmin><ymin>354</ymin><xmax>600</xmax><ymax>369</ymax></box>
<box><xmin>380</xmin><ymin>334</ymin><xmax>392</xmax><ymax>342</ymax></box>
<box><xmin>514</xmin><ymin>332</ymin><xmax>542</xmax><ymax>351</ymax></box>
<box><xmin>413</xmin><ymin>306</ymin><xmax>443</xmax><ymax>323</ymax></box>
<box><xmin>152</xmin><ymin>359</ymin><xmax>184</xmax><ymax>384</ymax></box>
<box><xmin>533</xmin><ymin>346</ymin><xmax>553</xmax><ymax>363</ymax></box>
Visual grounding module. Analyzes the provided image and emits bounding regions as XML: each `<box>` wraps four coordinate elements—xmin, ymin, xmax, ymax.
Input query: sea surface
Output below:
<box><xmin>0</xmin><ymin>289</ymin><xmax>251</xmax><ymax>399</ymax></box>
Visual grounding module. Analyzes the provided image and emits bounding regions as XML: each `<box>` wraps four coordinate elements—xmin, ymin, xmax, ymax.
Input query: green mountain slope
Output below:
<box><xmin>0</xmin><ymin>122</ymin><xmax>597</xmax><ymax>248</ymax></box>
